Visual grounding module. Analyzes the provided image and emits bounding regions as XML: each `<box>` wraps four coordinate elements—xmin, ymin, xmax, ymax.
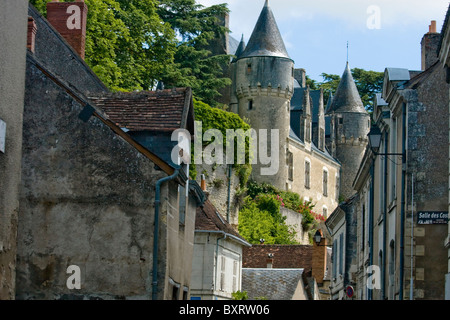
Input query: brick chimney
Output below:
<box><xmin>46</xmin><ymin>0</ymin><xmax>88</xmax><ymax>59</ymax></box>
<box><xmin>421</xmin><ymin>20</ymin><xmax>441</xmax><ymax>70</ymax></box>
<box><xmin>27</xmin><ymin>17</ymin><xmax>37</xmax><ymax>53</ymax></box>
<box><xmin>312</xmin><ymin>229</ymin><xmax>327</xmax><ymax>285</ymax></box>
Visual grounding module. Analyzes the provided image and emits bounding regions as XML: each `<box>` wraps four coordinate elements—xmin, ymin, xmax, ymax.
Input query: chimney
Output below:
<box><xmin>46</xmin><ymin>0</ymin><xmax>88</xmax><ymax>59</ymax></box>
<box><xmin>27</xmin><ymin>17</ymin><xmax>37</xmax><ymax>53</ymax></box>
<box><xmin>421</xmin><ymin>20</ymin><xmax>441</xmax><ymax>70</ymax></box>
<box><xmin>266</xmin><ymin>253</ymin><xmax>274</xmax><ymax>269</ymax></box>
<box><xmin>294</xmin><ymin>69</ymin><xmax>306</xmax><ymax>88</ymax></box>
<box><xmin>311</xmin><ymin>229</ymin><xmax>327</xmax><ymax>285</ymax></box>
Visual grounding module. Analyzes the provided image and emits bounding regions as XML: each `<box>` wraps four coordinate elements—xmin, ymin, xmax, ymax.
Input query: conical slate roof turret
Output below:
<box><xmin>328</xmin><ymin>62</ymin><xmax>366</xmax><ymax>114</ymax></box>
<box><xmin>233</xmin><ymin>34</ymin><xmax>246</xmax><ymax>61</ymax></box>
<box><xmin>239</xmin><ymin>0</ymin><xmax>291</xmax><ymax>60</ymax></box>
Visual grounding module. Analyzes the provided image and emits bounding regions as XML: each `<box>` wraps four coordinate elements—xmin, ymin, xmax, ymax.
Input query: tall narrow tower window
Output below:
<box><xmin>323</xmin><ymin>169</ymin><xmax>328</xmax><ymax>197</ymax></box>
<box><xmin>248</xmin><ymin>99</ymin><xmax>253</xmax><ymax>110</ymax></box>
<box><xmin>247</xmin><ymin>63</ymin><xmax>252</xmax><ymax>73</ymax></box>
<box><xmin>305</xmin><ymin>160</ymin><xmax>311</xmax><ymax>189</ymax></box>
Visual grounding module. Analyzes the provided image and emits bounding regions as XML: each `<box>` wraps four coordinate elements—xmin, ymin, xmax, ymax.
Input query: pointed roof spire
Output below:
<box><xmin>328</xmin><ymin>62</ymin><xmax>366</xmax><ymax>114</ymax></box>
<box><xmin>233</xmin><ymin>34</ymin><xmax>246</xmax><ymax>61</ymax></box>
<box><xmin>238</xmin><ymin>0</ymin><xmax>291</xmax><ymax>60</ymax></box>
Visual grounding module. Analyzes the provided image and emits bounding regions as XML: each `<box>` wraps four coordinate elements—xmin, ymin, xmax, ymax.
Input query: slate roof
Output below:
<box><xmin>238</xmin><ymin>0</ymin><xmax>291</xmax><ymax>60</ymax></box>
<box><xmin>88</xmin><ymin>87</ymin><xmax>194</xmax><ymax>133</ymax></box>
<box><xmin>195</xmin><ymin>200</ymin><xmax>249</xmax><ymax>245</ymax></box>
<box><xmin>327</xmin><ymin>62</ymin><xmax>366</xmax><ymax>114</ymax></box>
<box><xmin>242</xmin><ymin>268</ymin><xmax>304</xmax><ymax>300</ymax></box>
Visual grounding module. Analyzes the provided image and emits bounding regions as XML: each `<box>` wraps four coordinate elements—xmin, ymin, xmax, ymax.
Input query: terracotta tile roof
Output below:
<box><xmin>243</xmin><ymin>245</ymin><xmax>313</xmax><ymax>270</ymax></box>
<box><xmin>88</xmin><ymin>87</ymin><xmax>193</xmax><ymax>133</ymax></box>
<box><xmin>195</xmin><ymin>200</ymin><xmax>248</xmax><ymax>245</ymax></box>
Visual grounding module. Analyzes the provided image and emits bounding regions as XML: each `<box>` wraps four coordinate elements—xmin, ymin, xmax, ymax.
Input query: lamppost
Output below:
<box><xmin>314</xmin><ymin>229</ymin><xmax>329</xmax><ymax>247</ymax></box>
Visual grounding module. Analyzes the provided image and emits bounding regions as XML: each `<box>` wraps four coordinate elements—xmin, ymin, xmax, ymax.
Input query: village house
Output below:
<box><xmin>190</xmin><ymin>195</ymin><xmax>251</xmax><ymax>300</ymax></box>
<box><xmin>14</xmin><ymin>1</ymin><xmax>207</xmax><ymax>300</ymax></box>
<box><xmin>347</xmin><ymin>18</ymin><xmax>449</xmax><ymax>300</ymax></box>
<box><xmin>439</xmin><ymin>4</ymin><xmax>450</xmax><ymax>300</ymax></box>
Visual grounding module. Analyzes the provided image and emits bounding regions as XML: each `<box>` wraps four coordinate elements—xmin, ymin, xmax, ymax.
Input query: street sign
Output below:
<box><xmin>346</xmin><ymin>285</ymin><xmax>354</xmax><ymax>298</ymax></box>
<box><xmin>417</xmin><ymin>211</ymin><xmax>448</xmax><ymax>225</ymax></box>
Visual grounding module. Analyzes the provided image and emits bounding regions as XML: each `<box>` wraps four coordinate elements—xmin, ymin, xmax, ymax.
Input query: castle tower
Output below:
<box><xmin>326</xmin><ymin>62</ymin><xmax>370</xmax><ymax>199</ymax></box>
<box><xmin>230</xmin><ymin>0</ymin><xmax>294</xmax><ymax>189</ymax></box>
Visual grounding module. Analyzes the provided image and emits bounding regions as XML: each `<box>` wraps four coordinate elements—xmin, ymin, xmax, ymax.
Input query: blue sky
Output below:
<box><xmin>198</xmin><ymin>0</ymin><xmax>450</xmax><ymax>82</ymax></box>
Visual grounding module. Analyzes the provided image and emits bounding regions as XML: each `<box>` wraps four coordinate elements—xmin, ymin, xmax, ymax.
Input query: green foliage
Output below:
<box><xmin>157</xmin><ymin>0</ymin><xmax>232</xmax><ymax>106</ymax></box>
<box><xmin>238</xmin><ymin>196</ymin><xmax>297</xmax><ymax>245</ymax></box>
<box><xmin>30</xmin><ymin>0</ymin><xmax>232</xmax><ymax>104</ymax></box>
<box><xmin>30</xmin><ymin>0</ymin><xmax>177</xmax><ymax>92</ymax></box>
<box><xmin>232</xmin><ymin>291</ymin><xmax>248</xmax><ymax>300</ymax></box>
<box><xmin>243</xmin><ymin>181</ymin><xmax>320</xmax><ymax>237</ymax></box>
<box><xmin>191</xmin><ymin>99</ymin><xmax>252</xmax><ymax>185</ymax></box>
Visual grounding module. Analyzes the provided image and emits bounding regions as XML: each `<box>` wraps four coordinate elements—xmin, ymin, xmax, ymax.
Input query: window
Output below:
<box><xmin>287</xmin><ymin>151</ymin><xmax>294</xmax><ymax>181</ymax></box>
<box><xmin>219</xmin><ymin>256</ymin><xmax>226</xmax><ymax>291</ymax></box>
<box><xmin>323</xmin><ymin>169</ymin><xmax>328</xmax><ymax>197</ymax></box>
<box><xmin>305</xmin><ymin>161</ymin><xmax>311</xmax><ymax>189</ymax></box>
<box><xmin>179</xmin><ymin>186</ymin><xmax>186</xmax><ymax>225</ymax></box>
<box><xmin>336</xmin><ymin>174</ymin><xmax>340</xmax><ymax>202</ymax></box>
<box><xmin>361</xmin><ymin>204</ymin><xmax>365</xmax><ymax>251</ymax></box>
<box><xmin>305</xmin><ymin>121</ymin><xmax>311</xmax><ymax>142</ymax></box>
<box><xmin>319</xmin><ymin>128</ymin><xmax>325</xmax><ymax>151</ymax></box>
<box><xmin>247</xmin><ymin>63</ymin><xmax>252</xmax><ymax>73</ymax></box>
<box><xmin>323</xmin><ymin>206</ymin><xmax>328</xmax><ymax>218</ymax></box>
<box><xmin>248</xmin><ymin>99</ymin><xmax>253</xmax><ymax>110</ymax></box>
<box><xmin>332</xmin><ymin>240</ymin><xmax>337</xmax><ymax>279</ymax></box>
<box><xmin>232</xmin><ymin>261</ymin><xmax>238</xmax><ymax>293</ymax></box>
<box><xmin>339</xmin><ymin>233</ymin><xmax>344</xmax><ymax>275</ymax></box>
<box><xmin>390</xmin><ymin>118</ymin><xmax>397</xmax><ymax>202</ymax></box>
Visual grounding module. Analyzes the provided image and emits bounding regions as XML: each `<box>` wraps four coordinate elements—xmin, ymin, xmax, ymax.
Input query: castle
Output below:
<box><xmin>226</xmin><ymin>0</ymin><xmax>370</xmax><ymax>217</ymax></box>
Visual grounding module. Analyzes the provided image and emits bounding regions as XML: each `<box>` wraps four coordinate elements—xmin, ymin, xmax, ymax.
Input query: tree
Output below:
<box><xmin>157</xmin><ymin>0</ymin><xmax>232</xmax><ymax>106</ymax></box>
<box><xmin>30</xmin><ymin>0</ymin><xmax>177</xmax><ymax>92</ymax></box>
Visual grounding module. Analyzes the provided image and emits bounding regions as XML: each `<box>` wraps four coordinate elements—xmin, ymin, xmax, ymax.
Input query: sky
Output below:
<box><xmin>197</xmin><ymin>0</ymin><xmax>450</xmax><ymax>82</ymax></box>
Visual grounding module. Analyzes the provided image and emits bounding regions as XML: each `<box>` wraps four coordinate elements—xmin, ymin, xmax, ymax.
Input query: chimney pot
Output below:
<box><xmin>201</xmin><ymin>174</ymin><xmax>207</xmax><ymax>191</ymax></box>
<box><xmin>430</xmin><ymin>20</ymin><xmax>437</xmax><ymax>33</ymax></box>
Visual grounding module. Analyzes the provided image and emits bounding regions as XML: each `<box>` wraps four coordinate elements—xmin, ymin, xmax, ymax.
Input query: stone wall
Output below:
<box><xmin>0</xmin><ymin>0</ymin><xmax>28</xmax><ymax>300</ymax></box>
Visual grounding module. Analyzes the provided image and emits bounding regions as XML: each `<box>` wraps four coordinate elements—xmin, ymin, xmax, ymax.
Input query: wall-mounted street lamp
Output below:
<box><xmin>367</xmin><ymin>125</ymin><xmax>403</xmax><ymax>157</ymax></box>
<box><xmin>314</xmin><ymin>229</ymin><xmax>329</xmax><ymax>247</ymax></box>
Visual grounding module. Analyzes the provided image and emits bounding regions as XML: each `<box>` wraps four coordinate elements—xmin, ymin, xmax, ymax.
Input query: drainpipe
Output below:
<box><xmin>399</xmin><ymin>102</ymin><xmax>407</xmax><ymax>300</ymax></box>
<box><xmin>368</xmin><ymin>158</ymin><xmax>375</xmax><ymax>300</ymax></box>
<box><xmin>227</xmin><ymin>164</ymin><xmax>232</xmax><ymax>222</ymax></box>
<box><xmin>382</xmin><ymin>133</ymin><xmax>388</xmax><ymax>299</ymax></box>
<box><xmin>152</xmin><ymin>169</ymin><xmax>180</xmax><ymax>300</ymax></box>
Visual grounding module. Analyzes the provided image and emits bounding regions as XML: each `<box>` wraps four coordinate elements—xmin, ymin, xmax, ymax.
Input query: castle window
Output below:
<box><xmin>247</xmin><ymin>63</ymin><xmax>252</xmax><ymax>73</ymax></box>
<box><xmin>305</xmin><ymin>160</ymin><xmax>310</xmax><ymax>189</ymax></box>
<box><xmin>323</xmin><ymin>169</ymin><xmax>328</xmax><ymax>197</ymax></box>
<box><xmin>287</xmin><ymin>151</ymin><xmax>294</xmax><ymax>181</ymax></box>
<box><xmin>248</xmin><ymin>99</ymin><xmax>253</xmax><ymax>110</ymax></box>
<box><xmin>319</xmin><ymin>128</ymin><xmax>325</xmax><ymax>151</ymax></box>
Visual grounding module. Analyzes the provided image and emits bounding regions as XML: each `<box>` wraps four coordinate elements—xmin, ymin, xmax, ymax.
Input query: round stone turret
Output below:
<box><xmin>326</xmin><ymin>62</ymin><xmax>370</xmax><ymax>199</ymax></box>
<box><xmin>230</xmin><ymin>0</ymin><xmax>294</xmax><ymax>189</ymax></box>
